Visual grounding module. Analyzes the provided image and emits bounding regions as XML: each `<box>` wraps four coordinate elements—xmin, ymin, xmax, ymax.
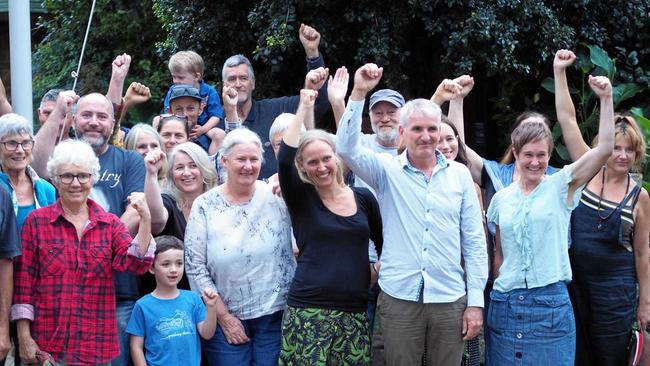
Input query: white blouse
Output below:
<box><xmin>185</xmin><ymin>180</ymin><xmax>295</xmax><ymax>320</ymax></box>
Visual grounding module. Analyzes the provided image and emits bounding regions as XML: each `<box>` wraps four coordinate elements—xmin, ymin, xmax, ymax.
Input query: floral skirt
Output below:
<box><xmin>279</xmin><ymin>305</ymin><xmax>371</xmax><ymax>366</ymax></box>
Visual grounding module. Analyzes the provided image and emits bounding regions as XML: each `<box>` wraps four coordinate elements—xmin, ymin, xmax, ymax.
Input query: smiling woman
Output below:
<box><xmin>11</xmin><ymin>139</ymin><xmax>155</xmax><ymax>365</ymax></box>
<box><xmin>0</xmin><ymin>113</ymin><xmax>56</xmax><ymax>230</ymax></box>
<box><xmin>184</xmin><ymin>128</ymin><xmax>295</xmax><ymax>366</ymax></box>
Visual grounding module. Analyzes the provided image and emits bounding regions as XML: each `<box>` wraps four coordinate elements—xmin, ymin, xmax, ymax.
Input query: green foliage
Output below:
<box><xmin>33</xmin><ymin>0</ymin><xmax>168</xmax><ymax>127</ymax></box>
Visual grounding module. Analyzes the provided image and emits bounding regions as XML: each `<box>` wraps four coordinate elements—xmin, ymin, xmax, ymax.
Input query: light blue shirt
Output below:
<box><xmin>486</xmin><ymin>166</ymin><xmax>582</xmax><ymax>293</ymax></box>
<box><xmin>337</xmin><ymin>100</ymin><xmax>488</xmax><ymax>307</ymax></box>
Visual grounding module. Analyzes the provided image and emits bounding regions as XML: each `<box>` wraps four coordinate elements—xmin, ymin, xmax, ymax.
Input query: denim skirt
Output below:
<box><xmin>485</xmin><ymin>282</ymin><xmax>575</xmax><ymax>366</ymax></box>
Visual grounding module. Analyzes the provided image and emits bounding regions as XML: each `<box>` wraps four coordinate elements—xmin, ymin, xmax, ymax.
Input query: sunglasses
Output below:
<box><xmin>159</xmin><ymin>114</ymin><xmax>189</xmax><ymax>123</ymax></box>
<box><xmin>170</xmin><ymin>86</ymin><xmax>200</xmax><ymax>99</ymax></box>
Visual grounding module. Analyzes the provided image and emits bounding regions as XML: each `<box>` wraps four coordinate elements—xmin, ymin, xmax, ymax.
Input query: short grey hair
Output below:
<box><xmin>0</xmin><ymin>113</ymin><xmax>33</xmax><ymax>140</ymax></box>
<box><xmin>124</xmin><ymin>123</ymin><xmax>164</xmax><ymax>152</ymax></box>
<box><xmin>268</xmin><ymin>113</ymin><xmax>298</xmax><ymax>142</ymax></box>
<box><xmin>40</xmin><ymin>89</ymin><xmax>63</xmax><ymax>108</ymax></box>
<box><xmin>47</xmin><ymin>140</ymin><xmax>100</xmax><ymax>184</ymax></box>
<box><xmin>219</xmin><ymin>128</ymin><xmax>264</xmax><ymax>162</ymax></box>
<box><xmin>399</xmin><ymin>98</ymin><xmax>441</xmax><ymax>127</ymax></box>
<box><xmin>222</xmin><ymin>54</ymin><xmax>255</xmax><ymax>82</ymax></box>
<box><xmin>164</xmin><ymin>142</ymin><xmax>217</xmax><ymax>208</ymax></box>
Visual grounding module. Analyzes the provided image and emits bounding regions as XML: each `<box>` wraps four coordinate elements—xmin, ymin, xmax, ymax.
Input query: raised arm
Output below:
<box><xmin>299</xmin><ymin>24</ymin><xmax>330</xmax><ymax>122</ymax></box>
<box><xmin>143</xmin><ymin>150</ymin><xmax>168</xmax><ymax>234</ymax></box>
<box><xmin>111</xmin><ymin>82</ymin><xmax>151</xmax><ymax>146</ymax></box>
<box><xmin>32</xmin><ymin>91</ymin><xmax>79</xmax><ymax>178</ymax></box>
<box><xmin>284</xmin><ymin>89</ymin><xmax>317</xmax><ymax>148</ymax></box>
<box><xmin>304</xmin><ymin>67</ymin><xmax>329</xmax><ymax>130</ymax></box>
<box><xmin>128</xmin><ymin>193</ymin><xmax>153</xmax><ymax>256</ymax></box>
<box><xmin>106</xmin><ymin>53</ymin><xmax>131</xmax><ymax>108</ymax></box>
<box><xmin>568</xmin><ymin>76</ymin><xmax>614</xmax><ymax>196</ymax></box>
<box><xmin>554</xmin><ymin>49</ymin><xmax>589</xmax><ymax>161</ymax></box>
<box><xmin>221</xmin><ymin>86</ymin><xmax>240</xmax><ymax>132</ymax></box>
<box><xmin>327</xmin><ymin>67</ymin><xmax>350</xmax><ymax>128</ymax></box>
<box><xmin>432</xmin><ymin>76</ymin><xmax>483</xmax><ymax>183</ymax></box>
<box><xmin>0</xmin><ymin>77</ymin><xmax>11</xmax><ymax>116</ymax></box>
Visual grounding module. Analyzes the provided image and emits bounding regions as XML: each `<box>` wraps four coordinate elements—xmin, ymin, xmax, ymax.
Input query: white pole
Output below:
<box><xmin>8</xmin><ymin>0</ymin><xmax>33</xmax><ymax>124</ymax></box>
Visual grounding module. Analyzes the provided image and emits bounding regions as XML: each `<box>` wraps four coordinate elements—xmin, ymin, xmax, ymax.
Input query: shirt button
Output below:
<box><xmin>425</xmin><ymin>228</ymin><xmax>429</xmax><ymax>232</ymax></box>
<box><xmin>515</xmin><ymin>352</ymin><xmax>522</xmax><ymax>358</ymax></box>
<box><xmin>423</xmin><ymin>248</ymin><xmax>427</xmax><ymax>252</ymax></box>
<box><xmin>518</xmin><ymin>295</ymin><xmax>524</xmax><ymax>301</ymax></box>
<box><xmin>422</xmin><ymin>268</ymin><xmax>426</xmax><ymax>272</ymax></box>
<box><xmin>516</xmin><ymin>333</ymin><xmax>523</xmax><ymax>339</ymax></box>
<box><xmin>517</xmin><ymin>315</ymin><xmax>522</xmax><ymax>320</ymax></box>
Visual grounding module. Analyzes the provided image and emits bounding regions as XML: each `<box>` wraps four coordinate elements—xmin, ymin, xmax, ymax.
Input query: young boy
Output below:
<box><xmin>127</xmin><ymin>236</ymin><xmax>218</xmax><ymax>366</ymax></box>
<box><xmin>163</xmin><ymin>50</ymin><xmax>225</xmax><ymax>154</ymax></box>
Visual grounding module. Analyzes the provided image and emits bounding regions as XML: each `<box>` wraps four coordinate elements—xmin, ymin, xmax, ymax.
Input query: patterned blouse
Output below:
<box><xmin>185</xmin><ymin>180</ymin><xmax>295</xmax><ymax>320</ymax></box>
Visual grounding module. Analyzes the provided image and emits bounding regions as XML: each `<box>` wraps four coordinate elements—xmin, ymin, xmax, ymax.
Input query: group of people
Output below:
<box><xmin>0</xmin><ymin>20</ymin><xmax>647</xmax><ymax>366</ymax></box>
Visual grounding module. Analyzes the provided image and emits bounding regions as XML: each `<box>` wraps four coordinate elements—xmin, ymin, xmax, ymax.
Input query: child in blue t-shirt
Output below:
<box><xmin>127</xmin><ymin>236</ymin><xmax>218</xmax><ymax>366</ymax></box>
<box><xmin>163</xmin><ymin>50</ymin><xmax>224</xmax><ymax>153</ymax></box>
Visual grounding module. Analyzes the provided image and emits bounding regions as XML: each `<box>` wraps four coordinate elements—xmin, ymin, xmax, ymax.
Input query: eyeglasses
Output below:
<box><xmin>58</xmin><ymin>173</ymin><xmax>92</xmax><ymax>184</ymax></box>
<box><xmin>1</xmin><ymin>140</ymin><xmax>34</xmax><ymax>151</ymax></box>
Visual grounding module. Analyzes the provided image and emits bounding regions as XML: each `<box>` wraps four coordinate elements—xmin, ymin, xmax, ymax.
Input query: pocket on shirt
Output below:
<box><xmin>85</xmin><ymin>247</ymin><xmax>113</xmax><ymax>278</ymax></box>
<box><xmin>530</xmin><ymin>294</ymin><xmax>574</xmax><ymax>337</ymax></box>
<box><xmin>39</xmin><ymin>245</ymin><xmax>66</xmax><ymax>277</ymax></box>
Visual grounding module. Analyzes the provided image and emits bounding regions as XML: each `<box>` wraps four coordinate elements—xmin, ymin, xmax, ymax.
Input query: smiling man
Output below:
<box><xmin>336</xmin><ymin>63</ymin><xmax>487</xmax><ymax>366</ymax></box>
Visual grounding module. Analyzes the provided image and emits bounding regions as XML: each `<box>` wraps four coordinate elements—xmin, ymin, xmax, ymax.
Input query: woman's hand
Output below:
<box><xmin>144</xmin><ymin>149</ymin><xmax>165</xmax><ymax>176</ymax></box>
<box><xmin>218</xmin><ymin>313</ymin><xmax>250</xmax><ymax>345</ymax></box>
<box><xmin>369</xmin><ymin>261</ymin><xmax>381</xmax><ymax>288</ymax></box>
<box><xmin>129</xmin><ymin>192</ymin><xmax>151</xmax><ymax>222</ymax></box>
<box><xmin>19</xmin><ymin>336</ymin><xmax>40</xmax><ymax>365</ymax></box>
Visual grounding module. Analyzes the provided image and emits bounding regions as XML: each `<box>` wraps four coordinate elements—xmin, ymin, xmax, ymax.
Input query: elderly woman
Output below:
<box><xmin>0</xmin><ymin>113</ymin><xmax>56</xmax><ymax>229</ymax></box>
<box><xmin>485</xmin><ymin>76</ymin><xmax>614</xmax><ymax>365</ymax></box>
<box><xmin>11</xmin><ymin>140</ymin><xmax>155</xmax><ymax>366</ymax></box>
<box><xmin>277</xmin><ymin>90</ymin><xmax>383</xmax><ymax>366</ymax></box>
<box><xmin>184</xmin><ymin>128</ymin><xmax>295</xmax><ymax>366</ymax></box>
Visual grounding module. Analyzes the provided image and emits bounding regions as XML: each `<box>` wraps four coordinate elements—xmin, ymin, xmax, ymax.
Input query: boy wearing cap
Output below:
<box><xmin>162</xmin><ymin>51</ymin><xmax>224</xmax><ymax>153</ymax></box>
<box><xmin>165</xmin><ymin>85</ymin><xmax>225</xmax><ymax>155</ymax></box>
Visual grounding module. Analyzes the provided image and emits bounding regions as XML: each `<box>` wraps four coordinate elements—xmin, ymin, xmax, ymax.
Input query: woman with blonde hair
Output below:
<box><xmin>277</xmin><ymin>89</ymin><xmax>383</xmax><ymax>366</ymax></box>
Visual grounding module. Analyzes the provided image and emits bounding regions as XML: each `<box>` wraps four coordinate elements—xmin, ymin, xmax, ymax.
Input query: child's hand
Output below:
<box><xmin>202</xmin><ymin>288</ymin><xmax>219</xmax><ymax>308</ymax></box>
<box><xmin>190</xmin><ymin>125</ymin><xmax>206</xmax><ymax>140</ymax></box>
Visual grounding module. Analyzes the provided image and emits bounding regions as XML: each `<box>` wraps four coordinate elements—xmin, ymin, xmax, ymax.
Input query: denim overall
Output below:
<box><xmin>569</xmin><ymin>184</ymin><xmax>642</xmax><ymax>366</ymax></box>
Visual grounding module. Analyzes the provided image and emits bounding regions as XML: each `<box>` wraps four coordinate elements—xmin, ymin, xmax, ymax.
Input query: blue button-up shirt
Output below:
<box><xmin>336</xmin><ymin>100</ymin><xmax>488</xmax><ymax>307</ymax></box>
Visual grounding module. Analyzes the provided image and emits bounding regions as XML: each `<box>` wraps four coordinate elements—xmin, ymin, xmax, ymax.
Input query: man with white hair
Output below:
<box><xmin>336</xmin><ymin>63</ymin><xmax>487</xmax><ymax>366</ymax></box>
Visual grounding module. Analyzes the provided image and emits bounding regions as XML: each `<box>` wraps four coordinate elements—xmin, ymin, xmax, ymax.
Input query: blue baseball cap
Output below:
<box><xmin>169</xmin><ymin>84</ymin><xmax>202</xmax><ymax>103</ymax></box>
<box><xmin>369</xmin><ymin>89</ymin><xmax>405</xmax><ymax>110</ymax></box>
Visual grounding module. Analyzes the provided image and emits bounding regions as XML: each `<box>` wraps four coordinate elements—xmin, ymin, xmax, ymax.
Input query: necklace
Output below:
<box><xmin>596</xmin><ymin>167</ymin><xmax>630</xmax><ymax>230</ymax></box>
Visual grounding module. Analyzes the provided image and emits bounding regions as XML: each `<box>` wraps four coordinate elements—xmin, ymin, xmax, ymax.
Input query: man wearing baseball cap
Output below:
<box><xmin>167</xmin><ymin>84</ymin><xmax>224</xmax><ymax>155</ymax></box>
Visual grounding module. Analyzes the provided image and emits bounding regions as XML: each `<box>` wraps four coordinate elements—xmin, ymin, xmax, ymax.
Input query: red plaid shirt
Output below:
<box><xmin>12</xmin><ymin>199</ymin><xmax>154</xmax><ymax>365</ymax></box>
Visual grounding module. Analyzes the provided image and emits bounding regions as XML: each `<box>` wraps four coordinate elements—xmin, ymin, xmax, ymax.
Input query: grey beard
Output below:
<box><xmin>375</xmin><ymin>128</ymin><xmax>398</xmax><ymax>145</ymax></box>
<box><xmin>78</xmin><ymin>133</ymin><xmax>107</xmax><ymax>150</ymax></box>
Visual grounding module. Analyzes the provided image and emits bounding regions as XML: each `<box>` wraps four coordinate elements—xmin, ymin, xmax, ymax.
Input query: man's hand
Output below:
<box><xmin>305</xmin><ymin>67</ymin><xmax>329</xmax><ymax>91</ymax></box>
<box><xmin>588</xmin><ymin>75</ymin><xmax>612</xmax><ymax>99</ymax></box>
<box><xmin>222</xmin><ymin>86</ymin><xmax>238</xmax><ymax>110</ymax></box>
<box><xmin>124</xmin><ymin>82</ymin><xmax>151</xmax><ymax>107</ymax></box>
<box><xmin>299</xmin><ymin>23</ymin><xmax>320</xmax><ymax>59</ymax></box>
<box><xmin>299</xmin><ymin>89</ymin><xmax>319</xmax><ymax>108</ymax></box>
<box><xmin>462</xmin><ymin>306</ymin><xmax>483</xmax><ymax>340</ymax></box>
<box><xmin>202</xmin><ymin>288</ymin><xmax>219</xmax><ymax>308</ymax></box>
<box><xmin>218</xmin><ymin>314</ymin><xmax>250</xmax><ymax>345</ymax></box>
<box><xmin>553</xmin><ymin>49</ymin><xmax>576</xmax><ymax>71</ymax></box>
<box><xmin>431</xmin><ymin>79</ymin><xmax>462</xmax><ymax>105</ymax></box>
<box><xmin>53</xmin><ymin>91</ymin><xmax>79</xmax><ymax>120</ymax></box>
<box><xmin>111</xmin><ymin>53</ymin><xmax>132</xmax><ymax>81</ymax></box>
<box><xmin>350</xmin><ymin>63</ymin><xmax>383</xmax><ymax>100</ymax></box>
<box><xmin>327</xmin><ymin>66</ymin><xmax>349</xmax><ymax>105</ymax></box>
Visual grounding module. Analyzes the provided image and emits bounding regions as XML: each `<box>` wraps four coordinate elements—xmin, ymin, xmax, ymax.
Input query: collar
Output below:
<box><xmin>49</xmin><ymin>198</ymin><xmax>112</xmax><ymax>225</ymax></box>
<box><xmin>398</xmin><ymin>149</ymin><xmax>448</xmax><ymax>172</ymax></box>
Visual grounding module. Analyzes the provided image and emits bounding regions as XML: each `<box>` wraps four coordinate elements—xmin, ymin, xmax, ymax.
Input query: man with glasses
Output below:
<box><xmin>220</xmin><ymin>23</ymin><xmax>330</xmax><ymax>179</ymax></box>
<box><xmin>32</xmin><ymin>91</ymin><xmax>146</xmax><ymax>366</ymax></box>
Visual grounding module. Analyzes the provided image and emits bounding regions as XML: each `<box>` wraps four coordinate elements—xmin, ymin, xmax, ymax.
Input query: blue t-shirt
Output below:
<box><xmin>0</xmin><ymin>185</ymin><xmax>19</xmax><ymax>259</ymax></box>
<box><xmin>126</xmin><ymin>290</ymin><xmax>206</xmax><ymax>366</ymax></box>
<box><xmin>164</xmin><ymin>80</ymin><xmax>224</xmax><ymax>151</ymax></box>
<box><xmin>88</xmin><ymin>145</ymin><xmax>146</xmax><ymax>299</ymax></box>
